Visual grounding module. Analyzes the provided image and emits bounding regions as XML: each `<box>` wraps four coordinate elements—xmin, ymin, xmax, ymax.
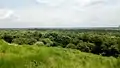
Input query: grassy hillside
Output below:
<box><xmin>0</xmin><ymin>40</ymin><xmax>120</xmax><ymax>68</ymax></box>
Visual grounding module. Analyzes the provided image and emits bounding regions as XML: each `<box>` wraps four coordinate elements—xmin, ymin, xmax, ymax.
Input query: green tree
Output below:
<box><xmin>77</xmin><ymin>41</ymin><xmax>95</xmax><ymax>52</ymax></box>
<box><xmin>42</xmin><ymin>38</ymin><xmax>53</xmax><ymax>47</ymax></box>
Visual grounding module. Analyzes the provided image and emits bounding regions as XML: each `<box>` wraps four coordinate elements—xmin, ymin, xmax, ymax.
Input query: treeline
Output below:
<box><xmin>0</xmin><ymin>29</ymin><xmax>120</xmax><ymax>57</ymax></box>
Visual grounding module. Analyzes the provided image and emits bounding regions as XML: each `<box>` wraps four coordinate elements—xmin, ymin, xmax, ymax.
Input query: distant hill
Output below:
<box><xmin>0</xmin><ymin>25</ymin><xmax>120</xmax><ymax>30</ymax></box>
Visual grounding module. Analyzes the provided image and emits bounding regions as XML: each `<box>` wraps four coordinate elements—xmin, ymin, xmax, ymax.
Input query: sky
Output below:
<box><xmin>0</xmin><ymin>0</ymin><xmax>120</xmax><ymax>28</ymax></box>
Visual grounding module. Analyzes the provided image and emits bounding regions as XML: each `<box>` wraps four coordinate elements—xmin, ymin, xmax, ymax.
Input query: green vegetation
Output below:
<box><xmin>0</xmin><ymin>40</ymin><xmax>120</xmax><ymax>68</ymax></box>
<box><xmin>0</xmin><ymin>29</ymin><xmax>120</xmax><ymax>68</ymax></box>
<box><xmin>0</xmin><ymin>29</ymin><xmax>120</xmax><ymax>57</ymax></box>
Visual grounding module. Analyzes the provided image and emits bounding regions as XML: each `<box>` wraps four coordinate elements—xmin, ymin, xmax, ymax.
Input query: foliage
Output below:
<box><xmin>34</xmin><ymin>41</ymin><xmax>45</xmax><ymax>46</ymax></box>
<box><xmin>66</xmin><ymin>43</ymin><xmax>76</xmax><ymax>49</ymax></box>
<box><xmin>77</xmin><ymin>41</ymin><xmax>95</xmax><ymax>52</ymax></box>
<box><xmin>0</xmin><ymin>29</ymin><xmax>120</xmax><ymax>57</ymax></box>
<box><xmin>0</xmin><ymin>40</ymin><xmax>120</xmax><ymax>68</ymax></box>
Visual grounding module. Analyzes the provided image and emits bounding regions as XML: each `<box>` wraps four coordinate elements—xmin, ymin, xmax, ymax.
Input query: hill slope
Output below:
<box><xmin>0</xmin><ymin>40</ymin><xmax>120</xmax><ymax>68</ymax></box>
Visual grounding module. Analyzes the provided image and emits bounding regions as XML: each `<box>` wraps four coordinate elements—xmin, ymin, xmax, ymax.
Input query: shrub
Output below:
<box><xmin>66</xmin><ymin>43</ymin><xmax>76</xmax><ymax>49</ymax></box>
<box><xmin>12</xmin><ymin>38</ymin><xmax>37</xmax><ymax>45</ymax></box>
<box><xmin>2</xmin><ymin>34</ymin><xmax>13</xmax><ymax>43</ymax></box>
<box><xmin>42</xmin><ymin>38</ymin><xmax>53</xmax><ymax>46</ymax></box>
<box><xmin>77</xmin><ymin>42</ymin><xmax>95</xmax><ymax>52</ymax></box>
<box><xmin>34</xmin><ymin>42</ymin><xmax>44</xmax><ymax>46</ymax></box>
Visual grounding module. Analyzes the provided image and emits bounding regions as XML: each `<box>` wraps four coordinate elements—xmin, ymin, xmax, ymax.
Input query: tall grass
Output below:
<box><xmin>0</xmin><ymin>40</ymin><xmax>120</xmax><ymax>68</ymax></box>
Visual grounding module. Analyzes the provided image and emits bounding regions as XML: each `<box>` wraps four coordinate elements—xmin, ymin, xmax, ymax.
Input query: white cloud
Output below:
<box><xmin>1</xmin><ymin>0</ymin><xmax>120</xmax><ymax>27</ymax></box>
<box><xmin>36</xmin><ymin>0</ymin><xmax>108</xmax><ymax>7</ymax></box>
<box><xmin>36</xmin><ymin>0</ymin><xmax>64</xmax><ymax>6</ymax></box>
<box><xmin>0</xmin><ymin>9</ymin><xmax>19</xmax><ymax>21</ymax></box>
<box><xmin>0</xmin><ymin>9</ymin><xmax>13</xmax><ymax>19</ymax></box>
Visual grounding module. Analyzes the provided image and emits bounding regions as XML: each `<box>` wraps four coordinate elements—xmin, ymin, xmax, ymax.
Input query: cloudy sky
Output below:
<box><xmin>0</xmin><ymin>0</ymin><xmax>120</xmax><ymax>28</ymax></box>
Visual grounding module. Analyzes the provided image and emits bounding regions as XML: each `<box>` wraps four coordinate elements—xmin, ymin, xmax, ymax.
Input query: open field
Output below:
<box><xmin>0</xmin><ymin>40</ymin><xmax>120</xmax><ymax>68</ymax></box>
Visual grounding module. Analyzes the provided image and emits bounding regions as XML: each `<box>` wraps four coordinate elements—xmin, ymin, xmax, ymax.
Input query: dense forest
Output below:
<box><xmin>0</xmin><ymin>29</ymin><xmax>120</xmax><ymax>57</ymax></box>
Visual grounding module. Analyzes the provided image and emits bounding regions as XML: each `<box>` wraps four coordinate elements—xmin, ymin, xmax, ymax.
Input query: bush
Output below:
<box><xmin>66</xmin><ymin>43</ymin><xmax>76</xmax><ymax>49</ymax></box>
<box><xmin>42</xmin><ymin>38</ymin><xmax>53</xmax><ymax>46</ymax></box>
<box><xmin>34</xmin><ymin>42</ymin><xmax>44</xmax><ymax>46</ymax></box>
<box><xmin>77</xmin><ymin>42</ymin><xmax>95</xmax><ymax>52</ymax></box>
<box><xmin>12</xmin><ymin>38</ymin><xmax>37</xmax><ymax>45</ymax></box>
<box><xmin>2</xmin><ymin>34</ymin><xmax>13</xmax><ymax>43</ymax></box>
